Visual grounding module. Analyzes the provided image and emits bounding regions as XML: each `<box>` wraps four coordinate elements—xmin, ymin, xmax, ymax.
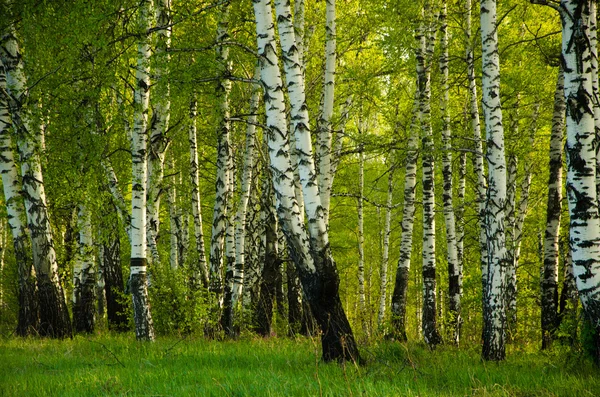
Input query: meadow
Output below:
<box><xmin>1</xmin><ymin>334</ymin><xmax>598</xmax><ymax>396</ymax></box>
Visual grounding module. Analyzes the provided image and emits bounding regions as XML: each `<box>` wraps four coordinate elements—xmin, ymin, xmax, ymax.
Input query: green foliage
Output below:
<box><xmin>148</xmin><ymin>264</ymin><xmax>214</xmax><ymax>336</ymax></box>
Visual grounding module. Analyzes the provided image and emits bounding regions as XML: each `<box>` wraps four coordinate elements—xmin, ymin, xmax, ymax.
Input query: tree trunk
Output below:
<box><xmin>390</xmin><ymin>99</ymin><xmax>419</xmax><ymax>341</ymax></box>
<box><xmin>2</xmin><ymin>28</ymin><xmax>71</xmax><ymax>338</ymax></box>
<box><xmin>465</xmin><ymin>0</ymin><xmax>488</xmax><ymax>306</ymax></box>
<box><xmin>253</xmin><ymin>0</ymin><xmax>358</xmax><ymax>362</ymax></box>
<box><xmin>73</xmin><ymin>205</ymin><xmax>96</xmax><ymax>333</ymax></box>
<box><xmin>377</xmin><ymin>156</ymin><xmax>394</xmax><ymax>327</ymax></box>
<box><xmin>222</xmin><ymin>69</ymin><xmax>260</xmax><ymax>336</ymax></box>
<box><xmin>146</xmin><ymin>0</ymin><xmax>173</xmax><ymax>268</ymax></box>
<box><xmin>417</xmin><ymin>5</ymin><xmax>442</xmax><ymax>348</ymax></box>
<box><xmin>316</xmin><ymin>0</ymin><xmax>337</xmax><ymax>223</ymax></box>
<box><xmin>0</xmin><ymin>58</ymin><xmax>38</xmax><ymax>336</ymax></box>
<box><xmin>480</xmin><ymin>0</ymin><xmax>508</xmax><ymax>361</ymax></box>
<box><xmin>188</xmin><ymin>96</ymin><xmax>209</xmax><ymax>287</ymax></box>
<box><xmin>541</xmin><ymin>66</ymin><xmax>565</xmax><ymax>349</ymax></box>
<box><xmin>101</xmin><ymin>225</ymin><xmax>129</xmax><ymax>331</ymax></box>
<box><xmin>561</xmin><ymin>0</ymin><xmax>600</xmax><ymax>361</ymax></box>
<box><xmin>255</xmin><ymin>183</ymin><xmax>280</xmax><ymax>337</ymax></box>
<box><xmin>166</xmin><ymin>158</ymin><xmax>179</xmax><ymax>270</ymax></box>
<box><xmin>505</xmin><ymin>154</ymin><xmax>517</xmax><ymax>336</ymax></box>
<box><xmin>357</xmin><ymin>130</ymin><xmax>368</xmax><ymax>337</ymax></box>
<box><xmin>210</xmin><ymin>4</ymin><xmax>233</xmax><ymax>302</ymax></box>
<box><xmin>439</xmin><ymin>0</ymin><xmax>461</xmax><ymax>345</ymax></box>
<box><xmin>130</xmin><ymin>0</ymin><xmax>155</xmax><ymax>341</ymax></box>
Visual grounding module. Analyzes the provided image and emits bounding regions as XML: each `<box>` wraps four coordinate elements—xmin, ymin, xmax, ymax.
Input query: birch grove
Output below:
<box><xmin>1</xmin><ymin>0</ymin><xmax>598</xmax><ymax>367</ymax></box>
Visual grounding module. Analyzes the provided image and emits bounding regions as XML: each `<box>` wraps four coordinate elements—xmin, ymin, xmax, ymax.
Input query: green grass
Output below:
<box><xmin>0</xmin><ymin>334</ymin><xmax>598</xmax><ymax>396</ymax></box>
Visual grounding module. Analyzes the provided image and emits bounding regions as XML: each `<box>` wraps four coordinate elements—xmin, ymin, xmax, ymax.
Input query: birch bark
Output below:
<box><xmin>391</xmin><ymin>98</ymin><xmax>419</xmax><ymax>341</ymax></box>
<box><xmin>253</xmin><ymin>0</ymin><xmax>358</xmax><ymax>361</ymax></box>
<box><xmin>541</xmin><ymin>66</ymin><xmax>565</xmax><ymax>349</ymax></box>
<box><xmin>316</xmin><ymin>0</ymin><xmax>337</xmax><ymax>222</ymax></box>
<box><xmin>561</xmin><ymin>0</ymin><xmax>600</xmax><ymax>359</ymax></box>
<box><xmin>0</xmin><ymin>58</ymin><xmax>37</xmax><ymax>336</ymax></box>
<box><xmin>210</xmin><ymin>5</ymin><xmax>233</xmax><ymax>301</ymax></box>
<box><xmin>73</xmin><ymin>205</ymin><xmax>96</xmax><ymax>333</ymax></box>
<box><xmin>466</xmin><ymin>0</ymin><xmax>488</xmax><ymax>299</ymax></box>
<box><xmin>146</xmin><ymin>0</ymin><xmax>172</xmax><ymax>267</ymax></box>
<box><xmin>480</xmin><ymin>0</ymin><xmax>508</xmax><ymax>361</ymax></box>
<box><xmin>2</xmin><ymin>28</ymin><xmax>71</xmax><ymax>338</ymax></box>
<box><xmin>417</xmin><ymin>5</ymin><xmax>442</xmax><ymax>347</ymax></box>
<box><xmin>188</xmin><ymin>96</ymin><xmax>209</xmax><ymax>287</ymax></box>
<box><xmin>130</xmin><ymin>0</ymin><xmax>155</xmax><ymax>341</ymax></box>
<box><xmin>377</xmin><ymin>156</ymin><xmax>394</xmax><ymax>326</ymax></box>
<box><xmin>222</xmin><ymin>69</ymin><xmax>260</xmax><ymax>336</ymax></box>
<box><xmin>439</xmin><ymin>0</ymin><xmax>461</xmax><ymax>345</ymax></box>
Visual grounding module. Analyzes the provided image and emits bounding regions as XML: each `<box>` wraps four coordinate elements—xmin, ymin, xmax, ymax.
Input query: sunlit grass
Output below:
<box><xmin>0</xmin><ymin>333</ymin><xmax>598</xmax><ymax>396</ymax></box>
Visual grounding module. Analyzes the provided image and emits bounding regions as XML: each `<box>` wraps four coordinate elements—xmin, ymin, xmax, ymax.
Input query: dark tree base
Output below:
<box><xmin>37</xmin><ymin>277</ymin><xmax>72</xmax><ymax>339</ymax></box>
<box><xmin>130</xmin><ymin>259</ymin><xmax>154</xmax><ymax>341</ymax></box>
<box><xmin>16</xmin><ymin>277</ymin><xmax>38</xmax><ymax>337</ymax></box>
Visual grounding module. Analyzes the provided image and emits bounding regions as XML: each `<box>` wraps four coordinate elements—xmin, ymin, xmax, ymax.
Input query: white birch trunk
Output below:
<box><xmin>188</xmin><ymin>96</ymin><xmax>209</xmax><ymax>287</ymax></box>
<box><xmin>101</xmin><ymin>159</ymin><xmax>132</xmax><ymax>244</ymax></box>
<box><xmin>224</xmin><ymin>67</ymin><xmax>260</xmax><ymax>332</ymax></box>
<box><xmin>253</xmin><ymin>0</ymin><xmax>358</xmax><ymax>361</ymax></box>
<box><xmin>505</xmin><ymin>155</ymin><xmax>517</xmax><ymax>334</ymax></box>
<box><xmin>145</xmin><ymin>0</ymin><xmax>172</xmax><ymax>267</ymax></box>
<box><xmin>561</xmin><ymin>0</ymin><xmax>600</xmax><ymax>357</ymax></box>
<box><xmin>480</xmin><ymin>0</ymin><xmax>508</xmax><ymax>361</ymax></box>
<box><xmin>210</xmin><ymin>5</ymin><xmax>233</xmax><ymax>300</ymax></box>
<box><xmin>2</xmin><ymin>28</ymin><xmax>71</xmax><ymax>338</ymax></box>
<box><xmin>456</xmin><ymin>150</ymin><xmax>467</xmax><ymax>295</ymax></box>
<box><xmin>590</xmin><ymin>3</ymin><xmax>600</xmax><ymax>201</ymax></box>
<box><xmin>73</xmin><ymin>205</ymin><xmax>96</xmax><ymax>333</ymax></box>
<box><xmin>542</xmin><ymin>66</ymin><xmax>565</xmax><ymax>349</ymax></box>
<box><xmin>0</xmin><ymin>58</ymin><xmax>37</xmax><ymax>336</ymax></box>
<box><xmin>466</xmin><ymin>0</ymin><xmax>488</xmax><ymax>295</ymax></box>
<box><xmin>294</xmin><ymin>0</ymin><xmax>306</xmax><ymax>69</ymax></box>
<box><xmin>316</xmin><ymin>0</ymin><xmax>337</xmax><ymax>222</ymax></box>
<box><xmin>130</xmin><ymin>0</ymin><xmax>155</xmax><ymax>341</ymax></box>
<box><xmin>357</xmin><ymin>133</ymin><xmax>367</xmax><ymax>337</ymax></box>
<box><xmin>391</xmin><ymin>97</ymin><xmax>419</xmax><ymax>341</ymax></box>
<box><xmin>439</xmin><ymin>0</ymin><xmax>461</xmax><ymax>345</ymax></box>
<box><xmin>377</xmin><ymin>156</ymin><xmax>394</xmax><ymax>326</ymax></box>
<box><xmin>418</xmin><ymin>6</ymin><xmax>441</xmax><ymax>347</ymax></box>
<box><xmin>167</xmin><ymin>158</ymin><xmax>179</xmax><ymax>270</ymax></box>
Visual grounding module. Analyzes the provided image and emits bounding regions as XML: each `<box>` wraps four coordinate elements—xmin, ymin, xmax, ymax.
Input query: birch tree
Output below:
<box><xmin>391</xmin><ymin>100</ymin><xmax>419</xmax><ymax>341</ymax></box>
<box><xmin>188</xmin><ymin>95</ymin><xmax>209</xmax><ymax>287</ymax></box>
<box><xmin>316</xmin><ymin>0</ymin><xmax>337</xmax><ymax>222</ymax></box>
<box><xmin>146</xmin><ymin>0</ymin><xmax>173</xmax><ymax>267</ymax></box>
<box><xmin>560</xmin><ymin>0</ymin><xmax>600</xmax><ymax>359</ymax></box>
<box><xmin>0</xmin><ymin>58</ymin><xmax>37</xmax><ymax>336</ymax></box>
<box><xmin>465</xmin><ymin>0</ymin><xmax>488</xmax><ymax>299</ymax></box>
<box><xmin>439</xmin><ymin>0</ymin><xmax>461</xmax><ymax>345</ymax></box>
<box><xmin>210</xmin><ymin>5</ymin><xmax>233</xmax><ymax>301</ymax></box>
<box><xmin>377</xmin><ymin>155</ymin><xmax>394</xmax><ymax>327</ymax></box>
<box><xmin>480</xmin><ymin>0</ymin><xmax>508</xmax><ymax>361</ymax></box>
<box><xmin>130</xmin><ymin>0</ymin><xmax>155</xmax><ymax>341</ymax></box>
<box><xmin>1</xmin><ymin>27</ymin><xmax>72</xmax><ymax>338</ymax></box>
<box><xmin>72</xmin><ymin>205</ymin><xmax>95</xmax><ymax>333</ymax></box>
<box><xmin>222</xmin><ymin>69</ymin><xmax>260</xmax><ymax>335</ymax></box>
<box><xmin>417</xmin><ymin>3</ymin><xmax>442</xmax><ymax>347</ymax></box>
<box><xmin>541</xmin><ymin>65</ymin><xmax>565</xmax><ymax>349</ymax></box>
<box><xmin>253</xmin><ymin>0</ymin><xmax>359</xmax><ymax>361</ymax></box>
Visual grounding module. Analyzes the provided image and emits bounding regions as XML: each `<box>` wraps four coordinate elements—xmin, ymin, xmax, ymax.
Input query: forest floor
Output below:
<box><xmin>0</xmin><ymin>333</ymin><xmax>598</xmax><ymax>396</ymax></box>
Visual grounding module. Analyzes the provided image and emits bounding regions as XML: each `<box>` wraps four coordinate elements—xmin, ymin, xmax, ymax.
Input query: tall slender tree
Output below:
<box><xmin>1</xmin><ymin>27</ymin><xmax>72</xmax><ymax>338</ymax></box>
<box><xmin>541</xmin><ymin>65</ymin><xmax>565</xmax><ymax>349</ymax></box>
<box><xmin>480</xmin><ymin>0</ymin><xmax>508</xmax><ymax>361</ymax></box>
<box><xmin>129</xmin><ymin>0</ymin><xmax>155</xmax><ymax>341</ymax></box>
